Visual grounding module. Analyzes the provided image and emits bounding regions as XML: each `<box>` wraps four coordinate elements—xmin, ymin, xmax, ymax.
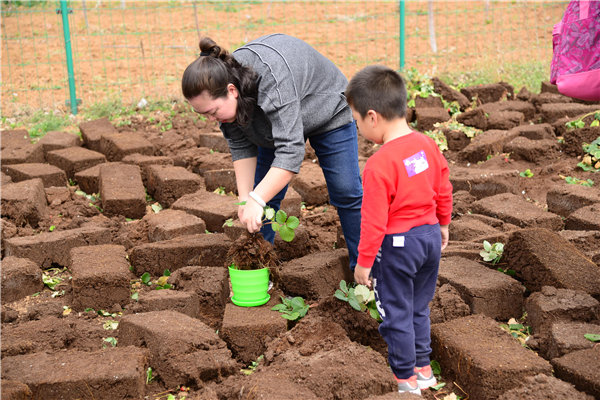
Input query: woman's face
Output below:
<box><xmin>187</xmin><ymin>83</ymin><xmax>238</xmax><ymax>123</ymax></box>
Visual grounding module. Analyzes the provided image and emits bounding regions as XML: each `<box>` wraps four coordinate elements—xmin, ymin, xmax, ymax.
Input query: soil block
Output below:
<box><xmin>46</xmin><ymin>146</ymin><xmax>106</xmax><ymax>179</ymax></box>
<box><xmin>0</xmin><ymin>256</ymin><xmax>44</xmax><ymax>304</ymax></box>
<box><xmin>171</xmin><ymin>189</ymin><xmax>238</xmax><ymax>233</ymax></box>
<box><xmin>3</xmin><ymin>163</ymin><xmax>67</xmax><ymax>188</ymax></box>
<box><xmin>98</xmin><ymin>163</ymin><xmax>146</xmax><ymax>219</ymax></box>
<box><xmin>552</xmin><ymin>348</ymin><xmax>600</xmax><ymax>399</ymax></box>
<box><xmin>0</xmin><ymin>178</ymin><xmax>47</xmax><ymax>227</ymax></box>
<box><xmin>146</xmin><ymin>165</ymin><xmax>203</xmax><ymax>208</ymax></box>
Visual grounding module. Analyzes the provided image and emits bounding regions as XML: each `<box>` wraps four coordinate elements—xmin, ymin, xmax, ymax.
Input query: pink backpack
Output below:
<box><xmin>550</xmin><ymin>0</ymin><xmax>600</xmax><ymax>101</ymax></box>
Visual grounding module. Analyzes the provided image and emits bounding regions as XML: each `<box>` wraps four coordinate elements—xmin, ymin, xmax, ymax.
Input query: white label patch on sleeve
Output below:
<box><xmin>393</xmin><ymin>236</ymin><xmax>405</xmax><ymax>247</ymax></box>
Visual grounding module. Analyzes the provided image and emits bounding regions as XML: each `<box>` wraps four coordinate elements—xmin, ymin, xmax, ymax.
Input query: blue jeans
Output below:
<box><xmin>254</xmin><ymin>122</ymin><xmax>363</xmax><ymax>270</ymax></box>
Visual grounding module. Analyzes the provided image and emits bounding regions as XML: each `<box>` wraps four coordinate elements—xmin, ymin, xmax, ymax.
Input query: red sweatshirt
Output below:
<box><xmin>357</xmin><ymin>131</ymin><xmax>453</xmax><ymax>268</ymax></box>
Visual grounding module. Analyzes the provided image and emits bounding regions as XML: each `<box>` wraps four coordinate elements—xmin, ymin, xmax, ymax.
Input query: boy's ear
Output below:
<box><xmin>367</xmin><ymin>110</ymin><xmax>378</xmax><ymax>126</ymax></box>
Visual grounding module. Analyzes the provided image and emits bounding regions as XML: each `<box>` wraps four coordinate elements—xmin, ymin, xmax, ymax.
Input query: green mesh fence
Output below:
<box><xmin>1</xmin><ymin>0</ymin><xmax>568</xmax><ymax>116</ymax></box>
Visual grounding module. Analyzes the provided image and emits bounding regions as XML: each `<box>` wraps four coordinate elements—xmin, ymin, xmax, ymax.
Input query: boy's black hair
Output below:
<box><xmin>345</xmin><ymin>65</ymin><xmax>407</xmax><ymax>120</ymax></box>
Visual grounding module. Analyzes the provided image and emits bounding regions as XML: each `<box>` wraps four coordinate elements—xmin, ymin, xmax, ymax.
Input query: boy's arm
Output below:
<box><xmin>435</xmin><ymin>153</ymin><xmax>453</xmax><ymax>227</ymax></box>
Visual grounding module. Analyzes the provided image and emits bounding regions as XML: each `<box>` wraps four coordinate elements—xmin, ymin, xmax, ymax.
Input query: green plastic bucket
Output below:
<box><xmin>228</xmin><ymin>266</ymin><xmax>270</xmax><ymax>307</ymax></box>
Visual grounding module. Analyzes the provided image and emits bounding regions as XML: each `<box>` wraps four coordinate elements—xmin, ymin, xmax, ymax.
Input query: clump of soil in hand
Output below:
<box><xmin>225</xmin><ymin>232</ymin><xmax>280</xmax><ymax>280</ymax></box>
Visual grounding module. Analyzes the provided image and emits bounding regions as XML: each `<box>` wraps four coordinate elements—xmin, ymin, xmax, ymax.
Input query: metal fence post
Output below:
<box><xmin>399</xmin><ymin>0</ymin><xmax>405</xmax><ymax>71</ymax></box>
<box><xmin>58</xmin><ymin>0</ymin><xmax>78</xmax><ymax>115</ymax></box>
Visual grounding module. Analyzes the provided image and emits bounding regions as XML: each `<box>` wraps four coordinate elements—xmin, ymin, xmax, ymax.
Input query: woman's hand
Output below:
<box><xmin>240</xmin><ymin>197</ymin><xmax>264</xmax><ymax>233</ymax></box>
<box><xmin>354</xmin><ymin>264</ymin><xmax>372</xmax><ymax>287</ymax></box>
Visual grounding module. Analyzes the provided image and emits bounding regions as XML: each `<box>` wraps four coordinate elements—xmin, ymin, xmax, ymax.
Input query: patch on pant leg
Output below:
<box><xmin>403</xmin><ymin>150</ymin><xmax>429</xmax><ymax>177</ymax></box>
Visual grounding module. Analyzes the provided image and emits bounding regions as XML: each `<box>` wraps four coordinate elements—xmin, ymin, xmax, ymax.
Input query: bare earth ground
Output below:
<box><xmin>2</xmin><ymin>77</ymin><xmax>600</xmax><ymax>398</ymax></box>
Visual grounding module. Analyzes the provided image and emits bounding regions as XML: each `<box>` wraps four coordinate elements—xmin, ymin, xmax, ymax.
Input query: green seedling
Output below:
<box><xmin>480</xmin><ymin>240</ymin><xmax>504</xmax><ymax>265</ymax></box>
<box><xmin>271</xmin><ymin>296</ymin><xmax>310</xmax><ymax>321</ymax></box>
<box><xmin>429</xmin><ymin>360</ymin><xmax>446</xmax><ymax>391</ymax></box>
<box><xmin>155</xmin><ymin>269</ymin><xmax>172</xmax><ymax>290</ymax></box>
<box><xmin>584</xmin><ymin>333</ymin><xmax>600</xmax><ymax>342</ymax></box>
<box><xmin>224</xmin><ymin>203</ymin><xmax>299</xmax><ymax>242</ymax></box>
<box><xmin>49</xmin><ymin>225</ymin><xmax>56</xmax><ymax>232</ymax></box>
<box><xmin>565</xmin><ymin>111</ymin><xmax>600</xmax><ymax>130</ymax></box>
<box><xmin>42</xmin><ymin>272</ymin><xmax>62</xmax><ymax>290</ymax></box>
<box><xmin>500</xmin><ymin>318</ymin><xmax>531</xmax><ymax>348</ymax></box>
<box><xmin>334</xmin><ymin>280</ymin><xmax>381</xmax><ymax>322</ymax></box>
<box><xmin>103</xmin><ymin>337</ymin><xmax>117</xmax><ymax>348</ymax></box>
<box><xmin>146</xmin><ymin>367</ymin><xmax>155</xmax><ymax>384</ymax></box>
<box><xmin>141</xmin><ymin>272</ymin><xmax>152</xmax><ymax>286</ymax></box>
<box><xmin>577</xmin><ymin>136</ymin><xmax>600</xmax><ymax>172</ymax></box>
<box><xmin>98</xmin><ymin>310</ymin><xmax>120</xmax><ymax>318</ymax></box>
<box><xmin>519</xmin><ymin>169</ymin><xmax>534</xmax><ymax>178</ymax></box>
<box><xmin>103</xmin><ymin>320</ymin><xmax>119</xmax><ymax>330</ymax></box>
<box><xmin>151</xmin><ymin>203</ymin><xmax>163</xmax><ymax>213</ymax></box>
<box><xmin>63</xmin><ymin>306</ymin><xmax>72</xmax><ymax>316</ymax></box>
<box><xmin>241</xmin><ymin>355</ymin><xmax>264</xmax><ymax>375</ymax></box>
<box><xmin>213</xmin><ymin>186</ymin><xmax>226</xmax><ymax>195</ymax></box>
<box><xmin>561</xmin><ymin>175</ymin><xmax>594</xmax><ymax>187</ymax></box>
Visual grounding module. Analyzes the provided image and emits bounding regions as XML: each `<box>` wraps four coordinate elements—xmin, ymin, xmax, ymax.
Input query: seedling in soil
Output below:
<box><xmin>103</xmin><ymin>320</ymin><xmax>119</xmax><ymax>330</ymax></box>
<box><xmin>155</xmin><ymin>269</ymin><xmax>172</xmax><ymax>290</ymax></box>
<box><xmin>565</xmin><ymin>111</ymin><xmax>600</xmax><ymax>130</ymax></box>
<box><xmin>103</xmin><ymin>337</ymin><xmax>117</xmax><ymax>348</ymax></box>
<box><xmin>429</xmin><ymin>360</ymin><xmax>446</xmax><ymax>391</ymax></box>
<box><xmin>519</xmin><ymin>169</ymin><xmax>534</xmax><ymax>178</ymax></box>
<box><xmin>42</xmin><ymin>271</ymin><xmax>62</xmax><ymax>290</ymax></box>
<box><xmin>98</xmin><ymin>310</ymin><xmax>121</xmax><ymax>318</ymax></box>
<box><xmin>62</xmin><ymin>306</ymin><xmax>71</xmax><ymax>316</ymax></box>
<box><xmin>151</xmin><ymin>203</ymin><xmax>163</xmax><ymax>213</ymax></box>
<box><xmin>49</xmin><ymin>225</ymin><xmax>56</xmax><ymax>232</ymax></box>
<box><xmin>241</xmin><ymin>355</ymin><xmax>264</xmax><ymax>375</ymax></box>
<box><xmin>213</xmin><ymin>186</ymin><xmax>226</xmax><ymax>195</ymax></box>
<box><xmin>577</xmin><ymin>136</ymin><xmax>600</xmax><ymax>172</ymax></box>
<box><xmin>560</xmin><ymin>175</ymin><xmax>594</xmax><ymax>187</ymax></box>
<box><xmin>480</xmin><ymin>240</ymin><xmax>504</xmax><ymax>265</ymax></box>
<box><xmin>271</xmin><ymin>296</ymin><xmax>310</xmax><ymax>321</ymax></box>
<box><xmin>334</xmin><ymin>280</ymin><xmax>381</xmax><ymax>322</ymax></box>
<box><xmin>141</xmin><ymin>272</ymin><xmax>152</xmax><ymax>286</ymax></box>
<box><xmin>146</xmin><ymin>367</ymin><xmax>155</xmax><ymax>384</ymax></box>
<box><xmin>224</xmin><ymin>203</ymin><xmax>299</xmax><ymax>242</ymax></box>
<box><xmin>500</xmin><ymin>318</ymin><xmax>531</xmax><ymax>348</ymax></box>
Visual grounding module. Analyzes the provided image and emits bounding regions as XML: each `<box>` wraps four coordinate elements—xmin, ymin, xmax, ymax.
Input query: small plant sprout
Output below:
<box><xmin>49</xmin><ymin>225</ymin><xmax>56</xmax><ymax>232</ymax></box>
<box><xmin>577</xmin><ymin>136</ymin><xmax>600</xmax><ymax>172</ymax></box>
<box><xmin>429</xmin><ymin>360</ymin><xmax>446</xmax><ymax>391</ymax></box>
<box><xmin>62</xmin><ymin>306</ymin><xmax>72</xmax><ymax>316</ymax></box>
<box><xmin>103</xmin><ymin>337</ymin><xmax>117</xmax><ymax>348</ymax></box>
<box><xmin>500</xmin><ymin>318</ymin><xmax>531</xmax><ymax>348</ymax></box>
<box><xmin>519</xmin><ymin>169</ymin><xmax>534</xmax><ymax>178</ymax></box>
<box><xmin>151</xmin><ymin>203</ymin><xmax>163</xmax><ymax>213</ymax></box>
<box><xmin>271</xmin><ymin>296</ymin><xmax>310</xmax><ymax>321</ymax></box>
<box><xmin>334</xmin><ymin>280</ymin><xmax>381</xmax><ymax>321</ymax></box>
<box><xmin>103</xmin><ymin>320</ymin><xmax>119</xmax><ymax>330</ymax></box>
<box><xmin>213</xmin><ymin>186</ymin><xmax>226</xmax><ymax>195</ymax></box>
<box><xmin>565</xmin><ymin>111</ymin><xmax>600</xmax><ymax>130</ymax></box>
<box><xmin>480</xmin><ymin>241</ymin><xmax>504</xmax><ymax>265</ymax></box>
<box><xmin>42</xmin><ymin>271</ymin><xmax>62</xmax><ymax>290</ymax></box>
<box><xmin>141</xmin><ymin>272</ymin><xmax>152</xmax><ymax>286</ymax></box>
<box><xmin>146</xmin><ymin>367</ymin><xmax>155</xmax><ymax>384</ymax></box>
<box><xmin>241</xmin><ymin>355</ymin><xmax>264</xmax><ymax>375</ymax></box>
<box><xmin>560</xmin><ymin>175</ymin><xmax>595</xmax><ymax>187</ymax></box>
<box><xmin>155</xmin><ymin>269</ymin><xmax>172</xmax><ymax>290</ymax></box>
<box><xmin>224</xmin><ymin>202</ymin><xmax>299</xmax><ymax>242</ymax></box>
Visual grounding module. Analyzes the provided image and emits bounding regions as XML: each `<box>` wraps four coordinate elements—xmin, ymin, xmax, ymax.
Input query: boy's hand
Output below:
<box><xmin>354</xmin><ymin>264</ymin><xmax>372</xmax><ymax>287</ymax></box>
<box><xmin>440</xmin><ymin>224</ymin><xmax>449</xmax><ymax>250</ymax></box>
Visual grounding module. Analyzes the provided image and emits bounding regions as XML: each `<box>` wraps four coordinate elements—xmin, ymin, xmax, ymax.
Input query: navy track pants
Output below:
<box><xmin>371</xmin><ymin>223</ymin><xmax>441</xmax><ymax>380</ymax></box>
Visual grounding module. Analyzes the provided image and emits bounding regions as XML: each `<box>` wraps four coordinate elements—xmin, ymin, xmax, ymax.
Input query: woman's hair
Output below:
<box><xmin>345</xmin><ymin>65</ymin><xmax>407</xmax><ymax>120</ymax></box>
<box><xmin>182</xmin><ymin>37</ymin><xmax>258</xmax><ymax>126</ymax></box>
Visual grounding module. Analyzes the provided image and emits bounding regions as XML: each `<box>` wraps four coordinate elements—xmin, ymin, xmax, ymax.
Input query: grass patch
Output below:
<box><xmin>437</xmin><ymin>59</ymin><xmax>549</xmax><ymax>94</ymax></box>
<box><xmin>26</xmin><ymin>110</ymin><xmax>71</xmax><ymax>138</ymax></box>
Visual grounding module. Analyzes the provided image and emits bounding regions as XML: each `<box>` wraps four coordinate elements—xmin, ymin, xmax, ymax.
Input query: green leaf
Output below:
<box><xmin>282</xmin><ymin>312</ymin><xmax>299</xmax><ymax>320</ymax></box>
<box><xmin>275</xmin><ymin>209</ymin><xmax>287</xmax><ymax>224</ymax></box>
<box><xmin>151</xmin><ymin>203</ymin><xmax>162</xmax><ymax>213</ymax></box>
<box><xmin>103</xmin><ymin>337</ymin><xmax>117</xmax><ymax>347</ymax></box>
<box><xmin>264</xmin><ymin>207</ymin><xmax>275</xmax><ymax>220</ymax></box>
<box><xmin>354</xmin><ymin>285</ymin><xmax>370</xmax><ymax>303</ymax></box>
<box><xmin>131</xmin><ymin>292</ymin><xmax>139</xmax><ymax>301</ymax></box>
<box><xmin>75</xmin><ymin>190</ymin><xmax>87</xmax><ymax>196</ymax></box>
<box><xmin>430</xmin><ymin>360</ymin><xmax>442</xmax><ymax>375</ymax></box>
<box><xmin>271</xmin><ymin>221</ymin><xmax>280</xmax><ymax>232</ymax></box>
<box><xmin>279</xmin><ymin>225</ymin><xmax>295</xmax><ymax>242</ymax></box>
<box><xmin>49</xmin><ymin>225</ymin><xmax>56</xmax><ymax>232</ymax></box>
<box><xmin>575</xmin><ymin>120</ymin><xmax>585</xmax><ymax>129</ymax></box>
<box><xmin>584</xmin><ymin>333</ymin><xmax>600</xmax><ymax>342</ymax></box>
<box><xmin>431</xmin><ymin>382</ymin><xmax>446</xmax><ymax>391</ymax></box>
<box><xmin>340</xmin><ymin>280</ymin><xmax>348</xmax><ymax>293</ymax></box>
<box><xmin>85</xmin><ymin>308</ymin><xmax>95</xmax><ymax>312</ymax></box>
<box><xmin>162</xmin><ymin>283</ymin><xmax>172</xmax><ymax>289</ymax></box>
<box><xmin>286</xmin><ymin>216</ymin><xmax>300</xmax><ymax>229</ymax></box>
<box><xmin>334</xmin><ymin>290</ymin><xmax>348</xmax><ymax>301</ymax></box>
<box><xmin>290</xmin><ymin>297</ymin><xmax>305</xmax><ymax>310</ymax></box>
<box><xmin>483</xmin><ymin>240</ymin><xmax>492</xmax><ymax>252</ymax></box>
<box><xmin>271</xmin><ymin>304</ymin><xmax>287</xmax><ymax>312</ymax></box>
<box><xmin>505</xmin><ymin>269</ymin><xmax>516</xmax><ymax>276</ymax></box>
<box><xmin>591</xmin><ymin>120</ymin><xmax>600</xmax><ymax>127</ymax></box>
<box><xmin>369</xmin><ymin>307</ymin><xmax>380</xmax><ymax>320</ymax></box>
<box><xmin>163</xmin><ymin>269</ymin><xmax>171</xmax><ymax>277</ymax></box>
<box><xmin>509</xmin><ymin>324</ymin><xmax>524</xmax><ymax>330</ymax></box>
<box><xmin>141</xmin><ymin>272</ymin><xmax>151</xmax><ymax>284</ymax></box>
<box><xmin>298</xmin><ymin>307</ymin><xmax>309</xmax><ymax>318</ymax></box>
<box><xmin>348</xmin><ymin>298</ymin><xmax>361</xmax><ymax>311</ymax></box>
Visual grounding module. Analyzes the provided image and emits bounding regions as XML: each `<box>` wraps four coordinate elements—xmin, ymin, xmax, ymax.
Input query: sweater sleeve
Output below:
<box><xmin>357</xmin><ymin>169</ymin><xmax>393</xmax><ymax>269</ymax></box>
<box><xmin>435</xmin><ymin>151</ymin><xmax>453</xmax><ymax>226</ymax></box>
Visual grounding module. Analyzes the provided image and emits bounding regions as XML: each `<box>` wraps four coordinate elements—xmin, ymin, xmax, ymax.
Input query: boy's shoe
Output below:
<box><xmin>396</xmin><ymin>375</ymin><xmax>421</xmax><ymax>395</ymax></box>
<box><xmin>415</xmin><ymin>365</ymin><xmax>437</xmax><ymax>389</ymax></box>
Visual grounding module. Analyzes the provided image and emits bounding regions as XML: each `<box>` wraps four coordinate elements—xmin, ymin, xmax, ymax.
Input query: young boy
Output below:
<box><xmin>345</xmin><ymin>65</ymin><xmax>452</xmax><ymax>395</ymax></box>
